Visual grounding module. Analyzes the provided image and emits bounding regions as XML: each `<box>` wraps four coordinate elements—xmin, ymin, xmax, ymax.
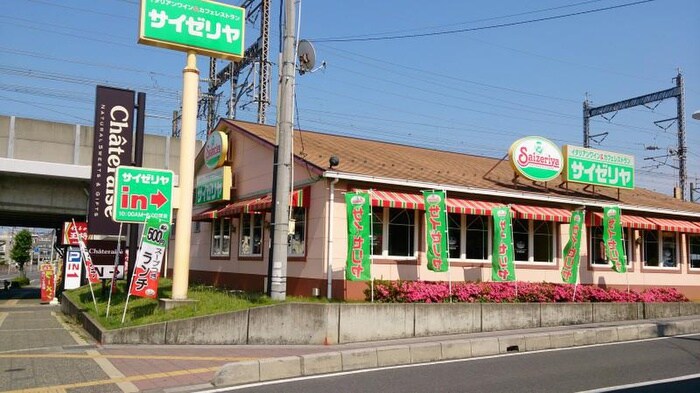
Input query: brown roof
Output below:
<box><xmin>220</xmin><ymin>119</ymin><xmax>700</xmax><ymax>217</ymax></box>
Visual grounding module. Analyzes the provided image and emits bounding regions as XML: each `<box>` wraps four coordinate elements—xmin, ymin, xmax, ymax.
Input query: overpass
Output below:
<box><xmin>0</xmin><ymin>115</ymin><xmax>200</xmax><ymax>229</ymax></box>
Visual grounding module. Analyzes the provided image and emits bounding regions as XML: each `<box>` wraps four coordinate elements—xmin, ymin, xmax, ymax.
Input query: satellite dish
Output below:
<box><xmin>297</xmin><ymin>39</ymin><xmax>316</xmax><ymax>75</ymax></box>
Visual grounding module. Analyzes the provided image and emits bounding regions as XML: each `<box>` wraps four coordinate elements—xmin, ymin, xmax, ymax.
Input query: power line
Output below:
<box><xmin>312</xmin><ymin>0</ymin><xmax>656</xmax><ymax>43</ymax></box>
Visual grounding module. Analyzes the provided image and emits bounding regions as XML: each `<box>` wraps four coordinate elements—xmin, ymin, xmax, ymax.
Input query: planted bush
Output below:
<box><xmin>366</xmin><ymin>280</ymin><xmax>688</xmax><ymax>303</ymax></box>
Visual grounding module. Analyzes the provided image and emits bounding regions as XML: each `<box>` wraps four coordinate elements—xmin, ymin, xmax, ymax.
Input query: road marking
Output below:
<box><xmin>578</xmin><ymin>373</ymin><xmax>700</xmax><ymax>392</ymax></box>
<box><xmin>2</xmin><ymin>328</ymin><xmax>66</xmax><ymax>332</ymax></box>
<box><xmin>51</xmin><ymin>311</ymin><xmax>88</xmax><ymax>345</ymax></box>
<box><xmin>0</xmin><ymin>312</ymin><xmax>7</xmax><ymax>327</ymax></box>
<box><xmin>0</xmin><ymin>353</ymin><xmax>257</xmax><ymax>361</ymax></box>
<box><xmin>196</xmin><ymin>333</ymin><xmax>700</xmax><ymax>392</ymax></box>
<box><xmin>2</xmin><ymin>366</ymin><xmax>220</xmax><ymax>393</ymax></box>
<box><xmin>2</xmin><ymin>299</ymin><xmax>19</xmax><ymax>306</ymax></box>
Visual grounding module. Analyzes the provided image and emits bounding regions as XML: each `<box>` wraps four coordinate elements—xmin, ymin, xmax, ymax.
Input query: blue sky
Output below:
<box><xmin>1</xmin><ymin>0</ymin><xmax>699</xmax><ymax>196</ymax></box>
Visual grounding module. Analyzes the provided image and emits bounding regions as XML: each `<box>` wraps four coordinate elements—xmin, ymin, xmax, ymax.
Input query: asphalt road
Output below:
<box><xmin>208</xmin><ymin>334</ymin><xmax>700</xmax><ymax>393</ymax></box>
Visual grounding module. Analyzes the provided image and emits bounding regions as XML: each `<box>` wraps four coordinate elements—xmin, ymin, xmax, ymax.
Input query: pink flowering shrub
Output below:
<box><xmin>366</xmin><ymin>281</ymin><xmax>688</xmax><ymax>303</ymax></box>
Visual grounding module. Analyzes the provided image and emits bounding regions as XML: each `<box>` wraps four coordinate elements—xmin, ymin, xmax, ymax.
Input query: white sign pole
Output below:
<box><xmin>106</xmin><ymin>223</ymin><xmax>123</xmax><ymax>318</ymax></box>
<box><xmin>170</xmin><ymin>51</ymin><xmax>198</xmax><ymax>301</ymax></box>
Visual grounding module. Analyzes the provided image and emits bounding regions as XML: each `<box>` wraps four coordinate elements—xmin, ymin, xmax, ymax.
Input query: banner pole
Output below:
<box><xmin>370</xmin><ymin>189</ymin><xmax>374</xmax><ymax>303</ymax></box>
<box><xmin>122</xmin><ymin>219</ymin><xmax>147</xmax><ymax>324</ymax></box>
<box><xmin>445</xmin><ymin>190</ymin><xmax>451</xmax><ymax>303</ymax></box>
<box><xmin>106</xmin><ymin>223</ymin><xmax>123</xmax><ymax>318</ymax></box>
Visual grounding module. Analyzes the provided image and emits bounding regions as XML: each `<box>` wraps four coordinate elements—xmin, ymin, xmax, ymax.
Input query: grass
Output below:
<box><xmin>63</xmin><ymin>278</ymin><xmax>333</xmax><ymax>330</ymax></box>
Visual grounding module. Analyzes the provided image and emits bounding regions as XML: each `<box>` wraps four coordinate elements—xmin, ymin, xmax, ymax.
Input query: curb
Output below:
<box><xmin>212</xmin><ymin>317</ymin><xmax>700</xmax><ymax>387</ymax></box>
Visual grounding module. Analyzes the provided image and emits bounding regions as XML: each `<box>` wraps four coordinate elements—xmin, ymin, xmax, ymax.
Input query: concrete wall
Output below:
<box><xmin>62</xmin><ymin>294</ymin><xmax>700</xmax><ymax>345</ymax></box>
<box><xmin>1</xmin><ymin>115</ymin><xmax>199</xmax><ymax>172</ymax></box>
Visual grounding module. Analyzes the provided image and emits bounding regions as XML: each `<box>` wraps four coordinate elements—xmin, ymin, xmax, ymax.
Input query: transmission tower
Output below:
<box><xmin>199</xmin><ymin>0</ymin><xmax>271</xmax><ymax>135</ymax></box>
<box><xmin>583</xmin><ymin>71</ymin><xmax>687</xmax><ymax>199</ymax></box>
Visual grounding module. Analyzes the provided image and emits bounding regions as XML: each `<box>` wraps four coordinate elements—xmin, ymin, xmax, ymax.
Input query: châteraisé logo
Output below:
<box><xmin>509</xmin><ymin>136</ymin><xmax>563</xmax><ymax>182</ymax></box>
<box><xmin>204</xmin><ymin>131</ymin><xmax>228</xmax><ymax>169</ymax></box>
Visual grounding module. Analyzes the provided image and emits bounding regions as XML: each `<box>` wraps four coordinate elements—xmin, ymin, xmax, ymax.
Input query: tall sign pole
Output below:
<box><xmin>138</xmin><ymin>0</ymin><xmax>246</xmax><ymax>300</ymax></box>
<box><xmin>270</xmin><ymin>0</ymin><xmax>296</xmax><ymax>300</ymax></box>
<box><xmin>171</xmin><ymin>51</ymin><xmax>199</xmax><ymax>300</ymax></box>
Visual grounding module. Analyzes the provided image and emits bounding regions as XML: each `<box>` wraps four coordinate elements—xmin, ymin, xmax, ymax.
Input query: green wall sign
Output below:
<box><xmin>139</xmin><ymin>0</ymin><xmax>245</xmax><ymax>61</ymax></box>
<box><xmin>113</xmin><ymin>166</ymin><xmax>174</xmax><ymax>223</ymax></box>
<box><xmin>195</xmin><ymin>166</ymin><xmax>232</xmax><ymax>204</ymax></box>
<box><xmin>563</xmin><ymin>145</ymin><xmax>634</xmax><ymax>189</ymax></box>
<box><xmin>509</xmin><ymin>136</ymin><xmax>563</xmax><ymax>182</ymax></box>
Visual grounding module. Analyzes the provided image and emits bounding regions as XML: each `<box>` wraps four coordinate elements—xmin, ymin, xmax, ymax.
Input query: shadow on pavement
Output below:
<box><xmin>612</xmin><ymin>377</ymin><xmax>700</xmax><ymax>392</ymax></box>
<box><xmin>0</xmin><ymin>286</ymin><xmax>40</xmax><ymax>300</ymax></box>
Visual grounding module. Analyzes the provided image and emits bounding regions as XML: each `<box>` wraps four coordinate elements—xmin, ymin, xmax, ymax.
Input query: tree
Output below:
<box><xmin>10</xmin><ymin>230</ymin><xmax>32</xmax><ymax>278</ymax></box>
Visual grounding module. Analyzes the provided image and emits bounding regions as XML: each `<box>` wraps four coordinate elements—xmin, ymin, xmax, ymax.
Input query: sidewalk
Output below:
<box><xmin>1</xmin><ymin>288</ymin><xmax>699</xmax><ymax>393</ymax></box>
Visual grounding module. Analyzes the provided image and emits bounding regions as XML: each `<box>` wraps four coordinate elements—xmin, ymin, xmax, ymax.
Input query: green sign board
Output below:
<box><xmin>563</xmin><ymin>145</ymin><xmax>634</xmax><ymax>189</ymax></box>
<box><xmin>113</xmin><ymin>166</ymin><xmax>174</xmax><ymax>223</ymax></box>
<box><xmin>195</xmin><ymin>166</ymin><xmax>231</xmax><ymax>205</ymax></box>
<box><xmin>138</xmin><ymin>0</ymin><xmax>245</xmax><ymax>61</ymax></box>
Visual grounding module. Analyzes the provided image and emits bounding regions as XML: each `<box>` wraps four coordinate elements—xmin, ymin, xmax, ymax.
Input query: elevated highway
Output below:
<box><xmin>0</xmin><ymin>115</ymin><xmax>200</xmax><ymax>229</ymax></box>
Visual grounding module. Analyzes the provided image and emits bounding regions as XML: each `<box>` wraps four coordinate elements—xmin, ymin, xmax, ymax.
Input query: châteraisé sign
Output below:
<box><xmin>509</xmin><ymin>136</ymin><xmax>563</xmax><ymax>182</ymax></box>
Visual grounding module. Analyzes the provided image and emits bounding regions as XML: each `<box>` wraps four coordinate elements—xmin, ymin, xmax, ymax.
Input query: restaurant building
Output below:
<box><xmin>179</xmin><ymin>119</ymin><xmax>700</xmax><ymax>300</ymax></box>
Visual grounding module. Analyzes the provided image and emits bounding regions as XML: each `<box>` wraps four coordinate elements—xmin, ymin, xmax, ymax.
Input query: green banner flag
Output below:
<box><xmin>561</xmin><ymin>210</ymin><xmax>585</xmax><ymax>283</ymax></box>
<box><xmin>423</xmin><ymin>190</ymin><xmax>449</xmax><ymax>272</ymax></box>
<box><xmin>603</xmin><ymin>206</ymin><xmax>627</xmax><ymax>273</ymax></box>
<box><xmin>345</xmin><ymin>192</ymin><xmax>372</xmax><ymax>281</ymax></box>
<box><xmin>492</xmin><ymin>206</ymin><xmax>516</xmax><ymax>281</ymax></box>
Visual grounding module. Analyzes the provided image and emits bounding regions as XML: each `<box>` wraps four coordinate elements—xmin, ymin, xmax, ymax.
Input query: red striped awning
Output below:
<box><xmin>646</xmin><ymin>217</ymin><xmax>700</xmax><ymax>233</ymax></box>
<box><xmin>510</xmin><ymin>205</ymin><xmax>571</xmax><ymax>222</ymax></box>
<box><xmin>370</xmin><ymin>190</ymin><xmax>424</xmax><ymax>209</ymax></box>
<box><xmin>590</xmin><ymin>212</ymin><xmax>657</xmax><ymax>230</ymax></box>
<box><xmin>192</xmin><ymin>207</ymin><xmax>219</xmax><ymax>221</ymax></box>
<box><xmin>446</xmin><ymin>199</ymin><xmax>503</xmax><ymax>215</ymax></box>
<box><xmin>218</xmin><ymin>187</ymin><xmax>309</xmax><ymax>217</ymax></box>
<box><xmin>367</xmin><ymin>190</ymin><xmax>501</xmax><ymax>216</ymax></box>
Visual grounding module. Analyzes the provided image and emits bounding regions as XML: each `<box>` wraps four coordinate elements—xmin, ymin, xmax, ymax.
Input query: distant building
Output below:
<box><xmin>174</xmin><ymin>119</ymin><xmax>700</xmax><ymax>300</ymax></box>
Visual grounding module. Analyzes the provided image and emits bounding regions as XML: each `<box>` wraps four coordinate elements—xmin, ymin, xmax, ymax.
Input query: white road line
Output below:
<box><xmin>0</xmin><ymin>312</ymin><xmax>7</xmax><ymax>328</ymax></box>
<box><xmin>577</xmin><ymin>373</ymin><xmax>700</xmax><ymax>392</ymax></box>
<box><xmin>196</xmin><ymin>333</ymin><xmax>700</xmax><ymax>393</ymax></box>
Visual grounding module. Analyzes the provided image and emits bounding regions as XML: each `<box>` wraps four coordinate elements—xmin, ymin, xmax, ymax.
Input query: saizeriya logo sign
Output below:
<box><xmin>204</xmin><ymin>131</ymin><xmax>228</xmax><ymax>169</ymax></box>
<box><xmin>509</xmin><ymin>136</ymin><xmax>563</xmax><ymax>182</ymax></box>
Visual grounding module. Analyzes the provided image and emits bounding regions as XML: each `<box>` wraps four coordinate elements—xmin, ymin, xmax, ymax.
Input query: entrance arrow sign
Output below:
<box><xmin>113</xmin><ymin>166</ymin><xmax>174</xmax><ymax>224</ymax></box>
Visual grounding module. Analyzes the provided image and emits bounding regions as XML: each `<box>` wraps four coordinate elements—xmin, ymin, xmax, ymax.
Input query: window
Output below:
<box><xmin>447</xmin><ymin>213</ymin><xmax>461</xmax><ymax>259</ymax></box>
<box><xmin>643</xmin><ymin>230</ymin><xmax>659</xmax><ymax>266</ymax></box>
<box><xmin>513</xmin><ymin>219</ymin><xmax>529</xmax><ymax>262</ymax></box>
<box><xmin>239</xmin><ymin>213</ymin><xmax>263</xmax><ymax>257</ymax></box>
<box><xmin>446</xmin><ymin>214</ymin><xmax>489</xmax><ymax>260</ymax></box>
<box><xmin>513</xmin><ymin>219</ymin><xmax>555</xmax><ymax>263</ymax></box>
<box><xmin>211</xmin><ymin>218</ymin><xmax>231</xmax><ymax>257</ymax></box>
<box><xmin>590</xmin><ymin>226</ymin><xmax>631</xmax><ymax>266</ymax></box>
<box><xmin>642</xmin><ymin>230</ymin><xmax>678</xmax><ymax>268</ymax></box>
<box><xmin>288</xmin><ymin>207</ymin><xmax>306</xmax><ymax>257</ymax></box>
<box><xmin>533</xmin><ymin>221</ymin><xmax>554</xmax><ymax>262</ymax></box>
<box><xmin>689</xmin><ymin>235</ymin><xmax>700</xmax><ymax>269</ymax></box>
<box><xmin>371</xmin><ymin>207</ymin><xmax>416</xmax><ymax>257</ymax></box>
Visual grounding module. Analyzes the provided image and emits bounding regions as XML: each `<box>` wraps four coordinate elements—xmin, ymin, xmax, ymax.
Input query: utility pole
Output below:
<box><xmin>270</xmin><ymin>0</ymin><xmax>296</xmax><ymax>300</ymax></box>
<box><xmin>675</xmin><ymin>71</ymin><xmax>686</xmax><ymax>200</ymax></box>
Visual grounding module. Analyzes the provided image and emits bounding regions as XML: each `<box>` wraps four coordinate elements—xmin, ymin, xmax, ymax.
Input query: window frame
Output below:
<box><xmin>371</xmin><ymin>207</ymin><xmax>418</xmax><ymax>259</ymax></box>
<box><xmin>688</xmin><ymin>234</ymin><xmax>700</xmax><ymax>270</ymax></box>
<box><xmin>512</xmin><ymin>219</ymin><xmax>557</xmax><ymax>265</ymax></box>
<box><xmin>447</xmin><ymin>213</ymin><xmax>491</xmax><ymax>261</ymax></box>
<box><xmin>287</xmin><ymin>207</ymin><xmax>307</xmax><ymax>258</ymax></box>
<box><xmin>210</xmin><ymin>217</ymin><xmax>231</xmax><ymax>258</ymax></box>
<box><xmin>641</xmin><ymin>230</ymin><xmax>680</xmax><ymax>269</ymax></box>
<box><xmin>238</xmin><ymin>212</ymin><xmax>264</xmax><ymax>259</ymax></box>
<box><xmin>589</xmin><ymin>226</ymin><xmax>632</xmax><ymax>267</ymax></box>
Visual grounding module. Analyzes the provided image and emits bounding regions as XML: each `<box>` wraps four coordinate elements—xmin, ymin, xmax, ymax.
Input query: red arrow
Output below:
<box><xmin>150</xmin><ymin>189</ymin><xmax>168</xmax><ymax>209</ymax></box>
